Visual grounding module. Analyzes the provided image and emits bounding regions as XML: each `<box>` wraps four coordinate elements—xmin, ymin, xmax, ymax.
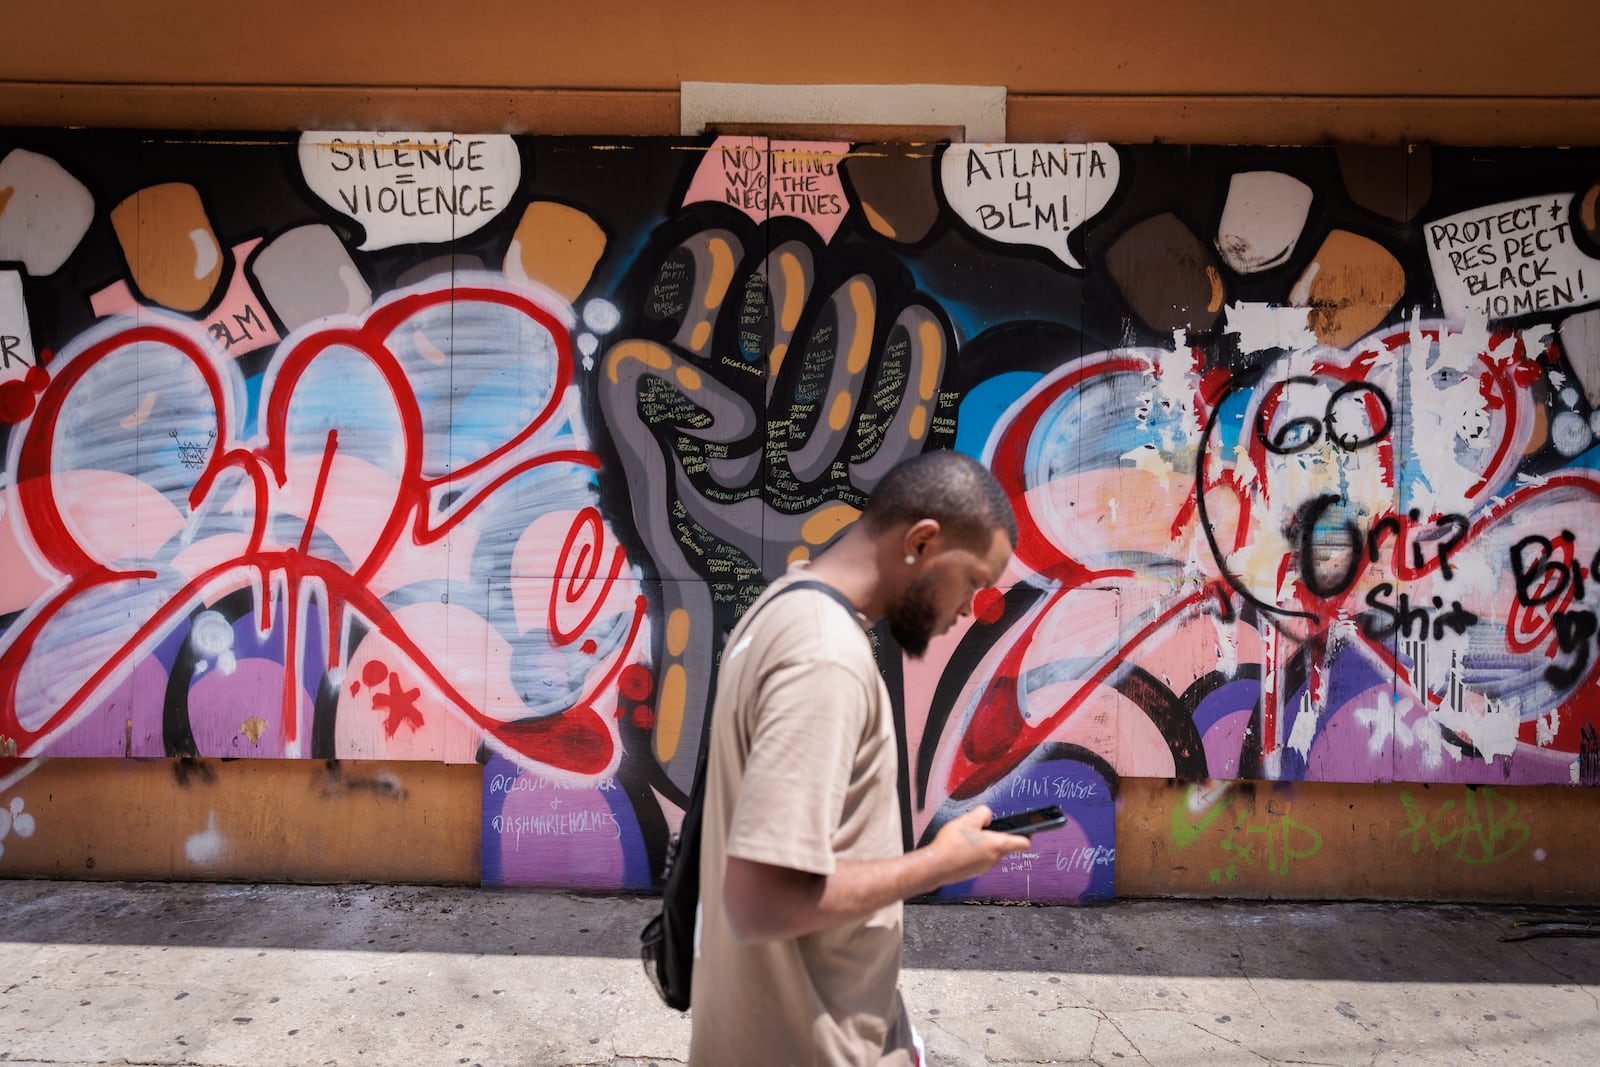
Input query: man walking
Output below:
<box><xmin>690</xmin><ymin>450</ymin><xmax>1032</xmax><ymax>1066</ymax></box>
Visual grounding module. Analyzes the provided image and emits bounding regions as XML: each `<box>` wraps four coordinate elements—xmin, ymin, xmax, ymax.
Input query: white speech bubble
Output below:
<box><xmin>0</xmin><ymin>270</ymin><xmax>36</xmax><ymax>386</ymax></box>
<box><xmin>941</xmin><ymin>143</ymin><xmax>1120</xmax><ymax>269</ymax></box>
<box><xmin>298</xmin><ymin>131</ymin><xmax>521</xmax><ymax>251</ymax></box>
<box><xmin>1424</xmin><ymin>193</ymin><xmax>1600</xmax><ymax>324</ymax></box>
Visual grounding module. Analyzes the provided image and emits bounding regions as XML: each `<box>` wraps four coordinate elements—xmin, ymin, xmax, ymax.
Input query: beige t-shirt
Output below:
<box><xmin>689</xmin><ymin>567</ymin><xmax>916</xmax><ymax>1067</ymax></box>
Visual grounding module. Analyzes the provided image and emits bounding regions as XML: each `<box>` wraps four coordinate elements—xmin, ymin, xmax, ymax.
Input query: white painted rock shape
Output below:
<box><xmin>1215</xmin><ymin>170</ymin><xmax>1314</xmax><ymax>274</ymax></box>
<box><xmin>0</xmin><ymin>149</ymin><xmax>96</xmax><ymax>276</ymax></box>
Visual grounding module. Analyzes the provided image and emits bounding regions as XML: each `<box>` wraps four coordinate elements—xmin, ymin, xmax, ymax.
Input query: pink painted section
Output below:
<box><xmin>88</xmin><ymin>280</ymin><xmax>138</xmax><ymax>319</ymax></box>
<box><xmin>335</xmin><ymin>625</ymin><xmax>481</xmax><ymax>763</ymax></box>
<box><xmin>203</xmin><ymin>238</ymin><xmax>281</xmax><ymax>357</ymax></box>
<box><xmin>0</xmin><ymin>485</ymin><xmax>59</xmax><ymax>612</ymax></box>
<box><xmin>91</xmin><ymin>240</ymin><xmax>281</xmax><ymax>359</ymax></box>
<box><xmin>363</xmin><ymin>524</ymin><xmax>479</xmax><ymax>599</ymax></box>
<box><xmin>684</xmin><ymin>136</ymin><xmax>851</xmax><ymax>242</ymax></box>
<box><xmin>52</xmin><ymin>468</ymin><xmax>186</xmax><ymax>566</ymax></box>
<box><xmin>273</xmin><ymin>452</ymin><xmax>402</xmax><ymax>574</ymax></box>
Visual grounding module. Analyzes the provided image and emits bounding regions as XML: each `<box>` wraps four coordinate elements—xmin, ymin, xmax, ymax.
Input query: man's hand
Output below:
<box><xmin>723</xmin><ymin>804</ymin><xmax>1034</xmax><ymax>944</ymax></box>
<box><xmin>925</xmin><ymin>804</ymin><xmax>1035</xmax><ymax>885</ymax></box>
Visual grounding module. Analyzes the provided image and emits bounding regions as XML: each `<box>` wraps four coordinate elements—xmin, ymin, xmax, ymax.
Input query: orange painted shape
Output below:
<box><xmin>110</xmin><ymin>183</ymin><xmax>222</xmax><ymax>313</ymax></box>
<box><xmin>654</xmin><ymin>663</ymin><xmax>687</xmax><ymax>763</ymax></box>
<box><xmin>505</xmin><ymin>201</ymin><xmax>607</xmax><ymax>305</ymax></box>
<box><xmin>1291</xmin><ymin>230</ymin><xmax>1406</xmax><ymax>348</ymax></box>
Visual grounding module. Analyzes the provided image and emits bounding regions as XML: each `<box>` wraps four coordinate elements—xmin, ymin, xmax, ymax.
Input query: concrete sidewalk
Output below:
<box><xmin>0</xmin><ymin>881</ymin><xmax>1596</xmax><ymax>1066</ymax></box>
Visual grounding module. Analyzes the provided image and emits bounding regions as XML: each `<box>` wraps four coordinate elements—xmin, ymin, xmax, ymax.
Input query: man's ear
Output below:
<box><xmin>903</xmin><ymin>518</ymin><xmax>942</xmax><ymax>560</ymax></box>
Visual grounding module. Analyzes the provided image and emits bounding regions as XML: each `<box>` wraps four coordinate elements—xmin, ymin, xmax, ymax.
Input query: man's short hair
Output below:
<box><xmin>861</xmin><ymin>450</ymin><xmax>1018</xmax><ymax>550</ymax></box>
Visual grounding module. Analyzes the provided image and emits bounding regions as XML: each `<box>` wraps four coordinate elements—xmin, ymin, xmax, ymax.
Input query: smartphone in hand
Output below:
<box><xmin>987</xmin><ymin>804</ymin><xmax>1067</xmax><ymax>837</ymax></box>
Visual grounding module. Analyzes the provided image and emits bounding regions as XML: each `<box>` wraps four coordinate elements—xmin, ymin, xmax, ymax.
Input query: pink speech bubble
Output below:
<box><xmin>684</xmin><ymin>136</ymin><xmax>851</xmax><ymax>243</ymax></box>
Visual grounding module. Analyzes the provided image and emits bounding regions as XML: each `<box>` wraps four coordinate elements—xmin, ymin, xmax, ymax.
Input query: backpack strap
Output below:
<box><xmin>730</xmin><ymin>578</ymin><xmax>861</xmax><ymax>646</ymax></box>
<box><xmin>642</xmin><ymin>578</ymin><xmax>864</xmax><ymax>1010</ymax></box>
<box><xmin>685</xmin><ymin>579</ymin><xmax>861</xmax><ymax>790</ymax></box>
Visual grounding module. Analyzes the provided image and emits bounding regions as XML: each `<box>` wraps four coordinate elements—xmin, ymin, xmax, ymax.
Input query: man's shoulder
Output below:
<box><xmin>724</xmin><ymin>581</ymin><xmax>874</xmax><ymax>683</ymax></box>
<box><xmin>745</xmin><ymin>579</ymin><xmax>868</xmax><ymax>646</ymax></box>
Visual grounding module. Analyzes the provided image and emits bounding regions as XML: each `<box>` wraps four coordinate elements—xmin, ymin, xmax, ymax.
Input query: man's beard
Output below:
<box><xmin>887</xmin><ymin>573</ymin><xmax>941</xmax><ymax>658</ymax></box>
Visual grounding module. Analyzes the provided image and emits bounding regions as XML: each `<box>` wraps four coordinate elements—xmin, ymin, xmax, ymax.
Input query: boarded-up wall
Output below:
<box><xmin>3</xmin><ymin>127</ymin><xmax>1600</xmax><ymax>902</ymax></box>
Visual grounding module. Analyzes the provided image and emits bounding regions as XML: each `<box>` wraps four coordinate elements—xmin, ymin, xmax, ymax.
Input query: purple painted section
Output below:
<box><xmin>46</xmin><ymin>655</ymin><xmax>171</xmax><ymax>757</ymax></box>
<box><xmin>1204</xmin><ymin>709</ymin><xmax>1254</xmax><ymax>779</ymax></box>
<box><xmin>480</xmin><ymin>754</ymin><xmax>650</xmax><ymax>890</ymax></box>
<box><xmin>935</xmin><ymin>756</ymin><xmax>1116</xmax><ymax>904</ymax></box>
<box><xmin>188</xmin><ymin>659</ymin><xmax>302</xmax><ymax>757</ymax></box>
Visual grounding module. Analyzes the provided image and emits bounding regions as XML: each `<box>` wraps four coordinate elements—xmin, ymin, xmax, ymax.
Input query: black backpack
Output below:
<box><xmin>639</xmin><ymin>579</ymin><xmax>859</xmax><ymax>1011</ymax></box>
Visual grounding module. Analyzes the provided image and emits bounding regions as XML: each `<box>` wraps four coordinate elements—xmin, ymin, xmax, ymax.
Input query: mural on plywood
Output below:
<box><xmin>0</xmin><ymin>131</ymin><xmax>1597</xmax><ymax>901</ymax></box>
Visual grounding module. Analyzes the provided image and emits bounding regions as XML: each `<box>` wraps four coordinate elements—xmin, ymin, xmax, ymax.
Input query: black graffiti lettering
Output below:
<box><xmin>1448</xmin><ymin>243</ymin><xmax>1497</xmax><ymax>272</ymax></box>
<box><xmin>1546</xmin><ymin>609</ymin><xmax>1598</xmax><ymax>689</ymax></box>
<box><xmin>1433</xmin><ymin>599</ymin><xmax>1479</xmax><ymax>639</ymax></box>
<box><xmin>438</xmin><ymin>138</ymin><xmax>487</xmax><ymax>171</ymax></box>
<box><xmin>775</xmin><ymin>154</ymin><xmax>834</xmax><ymax>177</ymax></box>
<box><xmin>205</xmin><ymin>302</ymin><xmax>271</xmax><ymax>352</ymax></box>
<box><xmin>1256</xmin><ymin>376</ymin><xmax>1394</xmax><ymax>456</ymax></box>
<box><xmin>1434</xmin><ymin>515</ymin><xmax>1469</xmax><ymax>581</ymax></box>
<box><xmin>969</xmin><ymin>146</ymin><xmax>1100</xmax><ymax>181</ymax></box>
<box><xmin>1398</xmin><ymin>595</ymin><xmax>1431</xmax><ymax>636</ymax></box>
<box><xmin>1511</xmin><ymin>534</ymin><xmax>1569</xmax><ymax>607</ymax></box>
<box><xmin>1479</xmin><ymin>281</ymin><xmax>1576</xmax><ymax>318</ymax></box>
<box><xmin>965</xmin><ymin>150</ymin><xmax>992</xmax><ymax>183</ymax></box>
<box><xmin>1502</xmin><ymin>222</ymin><xmax>1571</xmax><ymax>261</ymax></box>
<box><xmin>0</xmin><ymin>335</ymin><xmax>29</xmax><ymax>370</ymax></box>
<box><xmin>1367</xmin><ymin>515</ymin><xmax>1402</xmax><ymax>564</ymax></box>
<box><xmin>1324</xmin><ymin>381</ymin><xmax>1392</xmax><ymax>451</ymax></box>
<box><xmin>1296</xmin><ymin>494</ymin><xmax>1363</xmax><ymax>599</ymax></box>
<box><xmin>765</xmin><ymin>188</ymin><xmax>845</xmax><ymax>216</ymax></box>
<box><xmin>973</xmin><ymin>197</ymin><xmax>1071</xmax><ymax>232</ymax></box>
<box><xmin>1561</xmin><ymin>531</ymin><xmax>1587</xmax><ymax>602</ymax></box>
<box><xmin>333</xmin><ymin>138</ymin><xmax>487</xmax><ymax>172</ymax></box>
<box><xmin>1426</xmin><ymin>205</ymin><xmax>1544</xmax><ymax>250</ymax></box>
<box><xmin>337</xmin><ymin>182</ymin><xmax>496</xmax><ymax>218</ymax></box>
<box><xmin>1362</xmin><ymin>584</ymin><xmax>1480</xmax><ymax>641</ymax></box>
<box><xmin>1362</xmin><ymin>583</ymin><xmax>1401</xmax><ymax>638</ymax></box>
<box><xmin>1263</xmin><ymin>414</ymin><xmax>1321</xmax><ymax>454</ymax></box>
<box><xmin>235</xmin><ymin>304</ymin><xmax>265</xmax><ymax>338</ymax></box>
<box><xmin>1365</xmin><ymin>511</ymin><xmax>1470</xmax><ymax>579</ymax></box>
<box><xmin>1504</xmin><ymin>532</ymin><xmax>1598</xmax><ymax>687</ymax></box>
<box><xmin>328</xmin><ymin>139</ymin><xmax>355</xmax><ymax>171</ymax></box>
<box><xmin>1464</xmin><ymin>257</ymin><xmax>1558</xmax><ymax>296</ymax></box>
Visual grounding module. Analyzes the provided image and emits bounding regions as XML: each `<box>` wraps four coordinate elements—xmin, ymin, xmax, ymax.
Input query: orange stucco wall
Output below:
<box><xmin>3</xmin><ymin>1</ymin><xmax>1599</xmax><ymax>143</ymax></box>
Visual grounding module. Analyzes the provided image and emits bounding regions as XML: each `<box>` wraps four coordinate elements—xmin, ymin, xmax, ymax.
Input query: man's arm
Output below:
<box><xmin>723</xmin><ymin>805</ymin><xmax>1032</xmax><ymax>944</ymax></box>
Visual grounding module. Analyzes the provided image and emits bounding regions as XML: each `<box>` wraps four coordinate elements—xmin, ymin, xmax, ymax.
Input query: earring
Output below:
<box><xmin>905</xmin><ymin>555</ymin><xmax>917</xmax><ymax>566</ymax></box>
